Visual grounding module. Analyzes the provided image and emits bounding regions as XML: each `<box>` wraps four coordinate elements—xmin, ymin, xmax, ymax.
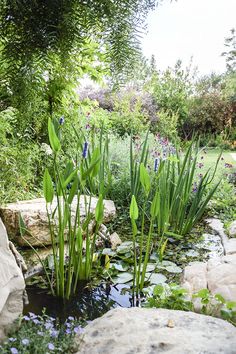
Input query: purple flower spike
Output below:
<box><xmin>154</xmin><ymin>158</ymin><xmax>159</xmax><ymax>172</ymax></box>
<box><xmin>82</xmin><ymin>141</ymin><xmax>88</xmax><ymax>158</ymax></box>
<box><xmin>59</xmin><ymin>116</ymin><xmax>65</xmax><ymax>125</ymax></box>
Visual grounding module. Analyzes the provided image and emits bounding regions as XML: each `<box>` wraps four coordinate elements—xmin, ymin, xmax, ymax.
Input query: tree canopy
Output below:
<box><xmin>0</xmin><ymin>0</ymin><xmax>159</xmax><ymax>77</ymax></box>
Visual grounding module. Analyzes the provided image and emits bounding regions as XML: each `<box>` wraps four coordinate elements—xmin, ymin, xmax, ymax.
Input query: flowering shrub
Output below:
<box><xmin>0</xmin><ymin>312</ymin><xmax>84</xmax><ymax>354</ymax></box>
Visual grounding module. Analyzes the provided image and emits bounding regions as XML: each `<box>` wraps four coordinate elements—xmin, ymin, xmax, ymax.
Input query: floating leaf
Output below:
<box><xmin>117</xmin><ymin>241</ymin><xmax>133</xmax><ymax>254</ymax></box>
<box><xmin>165</xmin><ymin>265</ymin><xmax>182</xmax><ymax>274</ymax></box>
<box><xmin>102</xmin><ymin>248</ymin><xmax>116</xmax><ymax>257</ymax></box>
<box><xmin>146</xmin><ymin>273</ymin><xmax>167</xmax><ymax>285</ymax></box>
<box><xmin>113</xmin><ymin>272</ymin><xmax>133</xmax><ymax>284</ymax></box>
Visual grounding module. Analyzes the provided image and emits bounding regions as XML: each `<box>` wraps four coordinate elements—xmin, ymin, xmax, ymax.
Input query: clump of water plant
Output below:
<box><xmin>129</xmin><ymin>136</ymin><xmax>221</xmax><ymax>294</ymax></box>
<box><xmin>41</xmin><ymin>118</ymin><xmax>105</xmax><ymax>298</ymax></box>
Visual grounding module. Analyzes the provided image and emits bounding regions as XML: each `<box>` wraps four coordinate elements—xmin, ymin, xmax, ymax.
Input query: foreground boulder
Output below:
<box><xmin>75</xmin><ymin>307</ymin><xmax>236</xmax><ymax>354</ymax></box>
<box><xmin>0</xmin><ymin>218</ymin><xmax>25</xmax><ymax>341</ymax></box>
<box><xmin>0</xmin><ymin>196</ymin><xmax>116</xmax><ymax>247</ymax></box>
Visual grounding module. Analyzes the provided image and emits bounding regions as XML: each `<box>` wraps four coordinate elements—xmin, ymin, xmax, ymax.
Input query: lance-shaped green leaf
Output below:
<box><xmin>95</xmin><ymin>194</ymin><xmax>104</xmax><ymax>225</ymax></box>
<box><xmin>67</xmin><ymin>175</ymin><xmax>79</xmax><ymax>204</ymax></box>
<box><xmin>48</xmin><ymin>118</ymin><xmax>61</xmax><ymax>153</ymax></box>
<box><xmin>81</xmin><ymin>157</ymin><xmax>101</xmax><ymax>180</ymax></box>
<box><xmin>90</xmin><ymin>147</ymin><xmax>101</xmax><ymax>178</ymax></box>
<box><xmin>150</xmin><ymin>192</ymin><xmax>159</xmax><ymax>218</ymax></box>
<box><xmin>62</xmin><ymin>168</ymin><xmax>78</xmax><ymax>189</ymax></box>
<box><xmin>129</xmin><ymin>195</ymin><xmax>139</xmax><ymax>220</ymax></box>
<box><xmin>140</xmin><ymin>162</ymin><xmax>150</xmax><ymax>195</ymax></box>
<box><xmin>43</xmin><ymin>168</ymin><xmax>54</xmax><ymax>203</ymax></box>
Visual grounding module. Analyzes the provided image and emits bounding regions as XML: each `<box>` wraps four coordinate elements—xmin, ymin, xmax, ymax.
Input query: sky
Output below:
<box><xmin>141</xmin><ymin>0</ymin><xmax>236</xmax><ymax>75</ymax></box>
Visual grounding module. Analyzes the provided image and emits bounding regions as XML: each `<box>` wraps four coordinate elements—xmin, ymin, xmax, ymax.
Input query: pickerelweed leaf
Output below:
<box><xmin>130</xmin><ymin>195</ymin><xmax>139</xmax><ymax>220</ymax></box>
<box><xmin>43</xmin><ymin>168</ymin><xmax>54</xmax><ymax>203</ymax></box>
<box><xmin>48</xmin><ymin>118</ymin><xmax>61</xmax><ymax>153</ymax></box>
<box><xmin>140</xmin><ymin>162</ymin><xmax>150</xmax><ymax>195</ymax></box>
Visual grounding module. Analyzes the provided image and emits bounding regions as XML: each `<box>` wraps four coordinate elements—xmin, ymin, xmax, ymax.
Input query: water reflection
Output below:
<box><xmin>24</xmin><ymin>282</ymin><xmax>132</xmax><ymax>321</ymax></box>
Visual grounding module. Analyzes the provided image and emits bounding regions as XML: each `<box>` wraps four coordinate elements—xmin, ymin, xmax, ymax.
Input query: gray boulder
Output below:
<box><xmin>0</xmin><ymin>196</ymin><xmax>116</xmax><ymax>247</ymax></box>
<box><xmin>75</xmin><ymin>307</ymin><xmax>236</xmax><ymax>354</ymax></box>
<box><xmin>0</xmin><ymin>218</ymin><xmax>25</xmax><ymax>341</ymax></box>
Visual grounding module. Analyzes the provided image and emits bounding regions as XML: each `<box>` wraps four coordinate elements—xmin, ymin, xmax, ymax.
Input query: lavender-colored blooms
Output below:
<box><xmin>65</xmin><ymin>328</ymin><xmax>71</xmax><ymax>334</ymax></box>
<box><xmin>66</xmin><ymin>322</ymin><xmax>72</xmax><ymax>328</ymax></box>
<box><xmin>9</xmin><ymin>338</ymin><xmax>16</xmax><ymax>342</ymax></box>
<box><xmin>67</xmin><ymin>316</ymin><xmax>74</xmax><ymax>321</ymax></box>
<box><xmin>22</xmin><ymin>339</ymin><xmax>30</xmax><ymax>345</ymax></box>
<box><xmin>82</xmin><ymin>141</ymin><xmax>88</xmax><ymax>158</ymax></box>
<box><xmin>48</xmin><ymin>343</ymin><xmax>55</xmax><ymax>351</ymax></box>
<box><xmin>10</xmin><ymin>348</ymin><xmax>18</xmax><ymax>354</ymax></box>
<box><xmin>37</xmin><ymin>331</ymin><xmax>44</xmax><ymax>336</ymax></box>
<box><xmin>33</xmin><ymin>318</ymin><xmax>41</xmax><ymax>325</ymax></box>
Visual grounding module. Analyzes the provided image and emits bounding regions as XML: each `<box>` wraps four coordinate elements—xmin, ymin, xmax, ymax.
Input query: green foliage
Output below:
<box><xmin>0</xmin><ymin>312</ymin><xmax>84</xmax><ymax>354</ymax></box>
<box><xmin>144</xmin><ymin>284</ymin><xmax>236</xmax><ymax>325</ymax></box>
<box><xmin>0</xmin><ymin>0</ymin><xmax>157</xmax><ymax>81</ymax></box>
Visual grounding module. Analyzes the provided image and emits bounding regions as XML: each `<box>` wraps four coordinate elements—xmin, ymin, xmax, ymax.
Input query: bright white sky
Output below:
<box><xmin>141</xmin><ymin>0</ymin><xmax>236</xmax><ymax>75</ymax></box>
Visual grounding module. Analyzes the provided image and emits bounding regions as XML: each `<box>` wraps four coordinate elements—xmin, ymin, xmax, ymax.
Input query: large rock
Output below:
<box><xmin>75</xmin><ymin>307</ymin><xmax>236</xmax><ymax>354</ymax></box>
<box><xmin>228</xmin><ymin>220</ymin><xmax>236</xmax><ymax>238</ymax></box>
<box><xmin>0</xmin><ymin>196</ymin><xmax>116</xmax><ymax>247</ymax></box>
<box><xmin>182</xmin><ymin>254</ymin><xmax>236</xmax><ymax>306</ymax></box>
<box><xmin>0</xmin><ymin>218</ymin><xmax>25</xmax><ymax>341</ymax></box>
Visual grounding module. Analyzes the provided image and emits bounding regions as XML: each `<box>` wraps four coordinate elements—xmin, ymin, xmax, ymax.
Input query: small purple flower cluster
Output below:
<box><xmin>4</xmin><ymin>312</ymin><xmax>85</xmax><ymax>354</ymax></box>
<box><xmin>82</xmin><ymin>141</ymin><xmax>89</xmax><ymax>158</ymax></box>
<box><xmin>151</xmin><ymin>133</ymin><xmax>176</xmax><ymax>172</ymax></box>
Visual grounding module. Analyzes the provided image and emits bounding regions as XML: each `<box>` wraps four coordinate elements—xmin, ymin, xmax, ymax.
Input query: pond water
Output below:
<box><xmin>24</xmin><ymin>282</ymin><xmax>132</xmax><ymax>322</ymax></box>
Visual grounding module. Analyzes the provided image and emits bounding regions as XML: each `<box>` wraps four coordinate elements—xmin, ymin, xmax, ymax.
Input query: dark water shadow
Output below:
<box><xmin>24</xmin><ymin>282</ymin><xmax>132</xmax><ymax>322</ymax></box>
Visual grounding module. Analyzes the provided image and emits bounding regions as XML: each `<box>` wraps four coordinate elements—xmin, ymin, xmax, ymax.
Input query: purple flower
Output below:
<box><xmin>154</xmin><ymin>158</ymin><xmax>159</xmax><ymax>172</ymax></box>
<box><xmin>37</xmin><ymin>331</ymin><xmax>44</xmax><ymax>336</ymax></box>
<box><xmin>67</xmin><ymin>316</ymin><xmax>74</xmax><ymax>321</ymax></box>
<box><xmin>85</xmin><ymin>124</ymin><xmax>91</xmax><ymax>130</ymax></box>
<box><xmin>192</xmin><ymin>182</ymin><xmax>198</xmax><ymax>193</ymax></box>
<box><xmin>198</xmin><ymin>162</ymin><xmax>204</xmax><ymax>169</ymax></box>
<box><xmin>48</xmin><ymin>343</ymin><xmax>55</xmax><ymax>351</ymax></box>
<box><xmin>23</xmin><ymin>315</ymin><xmax>30</xmax><ymax>321</ymax></box>
<box><xmin>82</xmin><ymin>141</ymin><xmax>88</xmax><ymax>158</ymax></box>
<box><xmin>9</xmin><ymin>338</ymin><xmax>16</xmax><ymax>342</ymax></box>
<box><xmin>22</xmin><ymin>338</ymin><xmax>29</xmax><ymax>345</ymax></box>
<box><xmin>74</xmin><ymin>326</ymin><xmax>84</xmax><ymax>335</ymax></box>
<box><xmin>59</xmin><ymin>116</ymin><xmax>65</xmax><ymax>125</ymax></box>
<box><xmin>33</xmin><ymin>318</ymin><xmax>41</xmax><ymax>325</ymax></box>
<box><xmin>10</xmin><ymin>348</ymin><xmax>18</xmax><ymax>354</ymax></box>
<box><xmin>45</xmin><ymin>322</ymin><xmax>54</xmax><ymax>330</ymax></box>
<box><xmin>50</xmin><ymin>329</ymin><xmax>59</xmax><ymax>338</ymax></box>
<box><xmin>225</xmin><ymin>163</ymin><xmax>233</xmax><ymax>168</ymax></box>
<box><xmin>29</xmin><ymin>312</ymin><xmax>37</xmax><ymax>319</ymax></box>
<box><xmin>65</xmin><ymin>328</ymin><xmax>71</xmax><ymax>334</ymax></box>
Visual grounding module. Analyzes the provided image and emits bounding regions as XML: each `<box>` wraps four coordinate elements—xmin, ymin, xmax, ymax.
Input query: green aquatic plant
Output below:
<box><xmin>42</xmin><ymin>118</ymin><xmax>105</xmax><ymax>298</ymax></box>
